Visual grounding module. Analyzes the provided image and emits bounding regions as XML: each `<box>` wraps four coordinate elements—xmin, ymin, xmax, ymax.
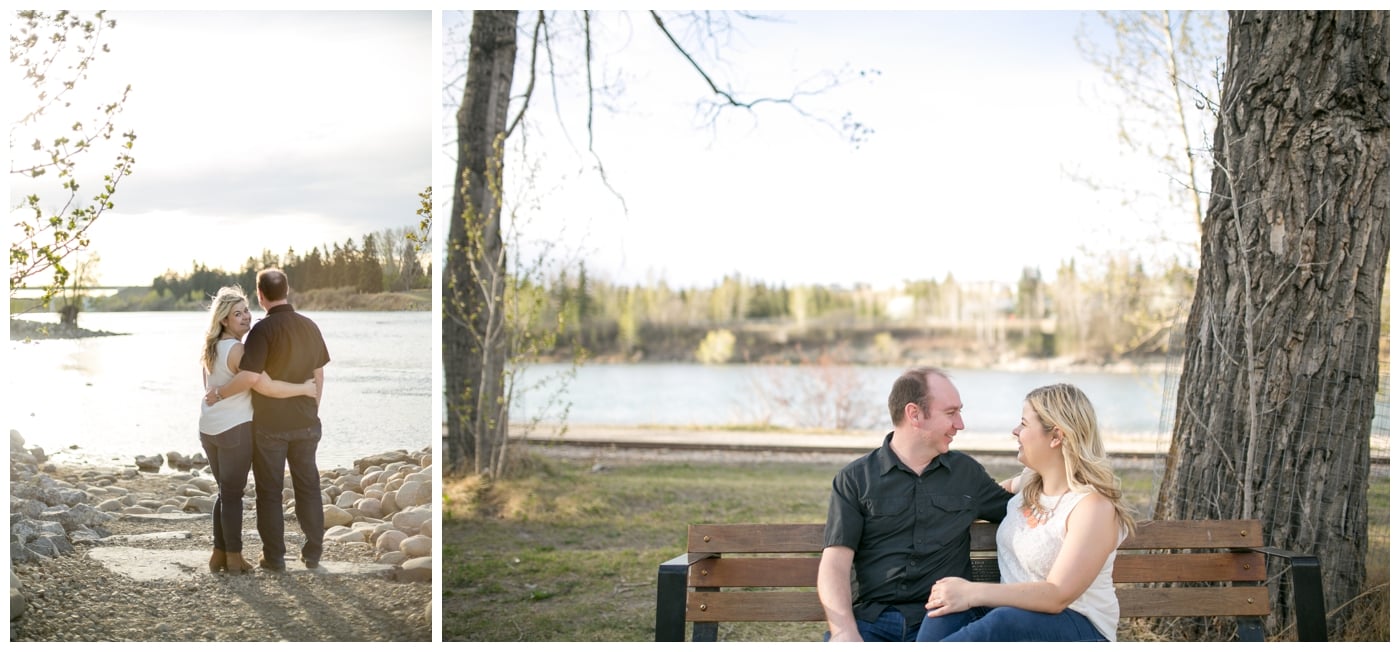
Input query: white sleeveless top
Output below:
<box><xmin>199</xmin><ymin>338</ymin><xmax>253</xmax><ymax>436</ymax></box>
<box><xmin>997</xmin><ymin>490</ymin><xmax>1125</xmax><ymax>641</ymax></box>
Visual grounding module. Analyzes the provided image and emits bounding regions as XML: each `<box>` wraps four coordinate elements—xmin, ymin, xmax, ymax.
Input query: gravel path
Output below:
<box><xmin>10</xmin><ymin>458</ymin><xmax>432</xmax><ymax>642</ymax></box>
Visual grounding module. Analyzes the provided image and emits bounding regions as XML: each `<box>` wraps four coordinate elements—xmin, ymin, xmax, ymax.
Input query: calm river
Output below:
<box><xmin>508</xmin><ymin>361</ymin><xmax>1389</xmax><ymax>458</ymax></box>
<box><xmin>9</xmin><ymin>311</ymin><xmax>431</xmax><ymax>469</ymax></box>
<box><xmin>510</xmin><ymin>362</ymin><xmax>1178</xmax><ymax>440</ymax></box>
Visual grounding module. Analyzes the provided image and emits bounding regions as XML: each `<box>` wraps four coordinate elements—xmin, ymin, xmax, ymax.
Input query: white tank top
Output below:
<box><xmin>199</xmin><ymin>338</ymin><xmax>253</xmax><ymax>436</ymax></box>
<box><xmin>996</xmin><ymin>490</ymin><xmax>1125</xmax><ymax>641</ymax></box>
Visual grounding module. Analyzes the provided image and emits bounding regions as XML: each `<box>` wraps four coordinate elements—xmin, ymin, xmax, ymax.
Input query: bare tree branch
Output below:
<box><xmin>650</xmin><ymin>10</ymin><xmax>757</xmax><ymax>110</ymax></box>
<box><xmin>649</xmin><ymin>10</ymin><xmax>875</xmax><ymax>146</ymax></box>
<box><xmin>584</xmin><ymin>10</ymin><xmax>595</xmax><ymax>151</ymax></box>
<box><xmin>504</xmin><ymin>11</ymin><xmax>544</xmax><ymax>139</ymax></box>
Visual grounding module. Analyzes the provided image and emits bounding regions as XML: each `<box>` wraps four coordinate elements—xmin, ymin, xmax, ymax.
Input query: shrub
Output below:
<box><xmin>695</xmin><ymin>329</ymin><xmax>736</xmax><ymax>364</ymax></box>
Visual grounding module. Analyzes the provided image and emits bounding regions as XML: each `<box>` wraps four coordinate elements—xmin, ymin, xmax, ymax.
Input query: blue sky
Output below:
<box><xmin>9</xmin><ymin>9</ymin><xmax>432</xmax><ymax>287</ymax></box>
<box><xmin>440</xmin><ymin>9</ymin><xmax>1217</xmax><ymax>290</ymax></box>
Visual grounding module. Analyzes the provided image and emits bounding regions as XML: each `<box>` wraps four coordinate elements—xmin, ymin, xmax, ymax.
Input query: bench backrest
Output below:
<box><xmin>681</xmin><ymin>519</ymin><xmax>1270</xmax><ymax>625</ymax></box>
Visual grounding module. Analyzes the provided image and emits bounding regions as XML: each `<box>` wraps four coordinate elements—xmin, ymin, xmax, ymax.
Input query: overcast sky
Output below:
<box><xmin>10</xmin><ymin>9</ymin><xmax>431</xmax><ymax>287</ymax></box>
<box><xmin>10</xmin><ymin>8</ymin><xmax>1218</xmax><ymax>290</ymax></box>
<box><xmin>441</xmin><ymin>9</ymin><xmax>1216</xmax><ymax>290</ymax></box>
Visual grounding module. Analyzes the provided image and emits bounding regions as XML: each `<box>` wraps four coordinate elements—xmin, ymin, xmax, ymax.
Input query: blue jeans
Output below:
<box><xmin>823</xmin><ymin>606</ymin><xmax>921</xmax><ymax>642</ymax></box>
<box><xmin>252</xmin><ymin>423</ymin><xmax>324</xmax><ymax>563</ymax></box>
<box><xmin>917</xmin><ymin>606</ymin><xmax>1107</xmax><ymax>642</ymax></box>
<box><xmin>200</xmin><ymin>422</ymin><xmax>253</xmax><ymax>553</ymax></box>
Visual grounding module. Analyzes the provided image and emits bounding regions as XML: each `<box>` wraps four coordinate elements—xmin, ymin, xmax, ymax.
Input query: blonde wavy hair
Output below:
<box><xmin>1020</xmin><ymin>383</ymin><xmax>1136</xmax><ymax>535</ymax></box>
<box><xmin>202</xmin><ymin>286</ymin><xmax>248</xmax><ymax>374</ymax></box>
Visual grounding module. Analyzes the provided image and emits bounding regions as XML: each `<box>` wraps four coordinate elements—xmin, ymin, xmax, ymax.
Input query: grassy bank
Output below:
<box><xmin>293</xmin><ymin>287</ymin><xmax>429</xmax><ymax>311</ymax></box>
<box><xmin>441</xmin><ymin>448</ymin><xmax>1389</xmax><ymax>642</ymax></box>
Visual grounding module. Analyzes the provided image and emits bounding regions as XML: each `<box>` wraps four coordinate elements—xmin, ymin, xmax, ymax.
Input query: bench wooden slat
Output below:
<box><xmin>691</xmin><ymin>558</ymin><xmax>818</xmax><ymax>587</ymax></box>
<box><xmin>689</xmin><ymin>523</ymin><xmax>824</xmax><ymax>553</ymax></box>
<box><xmin>1114</xmin><ymin>551</ymin><xmax>1267</xmax><ymax>582</ymax></box>
<box><xmin>1120</xmin><ymin>519</ymin><xmax>1263</xmax><ymax>549</ymax></box>
<box><xmin>690</xmin><ymin>522</ymin><xmax>1001</xmax><ymax>554</ymax></box>
<box><xmin>688</xmin><ymin>521</ymin><xmax>1265</xmax><ymax>554</ymax></box>
<box><xmin>1119</xmin><ymin>587</ymin><xmax>1271</xmax><ymax>617</ymax></box>
<box><xmin>687</xmin><ymin>591</ymin><xmax>825</xmax><ymax>622</ymax></box>
<box><xmin>690</xmin><ymin>551</ymin><xmax>1267</xmax><ymax>587</ymax></box>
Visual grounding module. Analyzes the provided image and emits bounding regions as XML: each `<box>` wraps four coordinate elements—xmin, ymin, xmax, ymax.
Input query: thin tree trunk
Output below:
<box><xmin>1154</xmin><ymin>10</ymin><xmax>1388</xmax><ymax>638</ymax></box>
<box><xmin>444</xmin><ymin>10</ymin><xmax>517</xmax><ymax>475</ymax></box>
<box><xmin>1156</xmin><ymin>9</ymin><xmax>1207</xmax><ymax>234</ymax></box>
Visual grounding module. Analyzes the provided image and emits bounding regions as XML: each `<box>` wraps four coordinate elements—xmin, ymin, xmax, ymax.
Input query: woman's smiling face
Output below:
<box><xmin>222</xmin><ymin>300</ymin><xmax>252</xmax><ymax>338</ymax></box>
<box><xmin>1013</xmin><ymin>402</ymin><xmax>1056</xmax><ymax>469</ymax></box>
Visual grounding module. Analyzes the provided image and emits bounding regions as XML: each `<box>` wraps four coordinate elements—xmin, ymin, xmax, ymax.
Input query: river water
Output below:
<box><xmin>508</xmin><ymin>360</ymin><xmax>1390</xmax><ymax>460</ymax></box>
<box><xmin>8</xmin><ymin>310</ymin><xmax>431</xmax><ymax>469</ymax></box>
<box><xmin>510</xmin><ymin>362</ymin><xmax>1178</xmax><ymax>439</ymax></box>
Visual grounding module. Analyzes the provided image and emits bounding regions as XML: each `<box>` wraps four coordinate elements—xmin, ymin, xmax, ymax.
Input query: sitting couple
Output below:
<box><xmin>819</xmin><ymin>367</ymin><xmax>1135</xmax><ymax>642</ymax></box>
<box><xmin>197</xmin><ymin>269</ymin><xmax>331</xmax><ymax>574</ymax></box>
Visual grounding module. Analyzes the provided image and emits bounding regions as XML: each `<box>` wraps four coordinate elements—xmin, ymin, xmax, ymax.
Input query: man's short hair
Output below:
<box><xmin>257</xmin><ymin>268</ymin><xmax>289</xmax><ymax>302</ymax></box>
<box><xmin>888</xmin><ymin>366</ymin><xmax>950</xmax><ymax>426</ymax></box>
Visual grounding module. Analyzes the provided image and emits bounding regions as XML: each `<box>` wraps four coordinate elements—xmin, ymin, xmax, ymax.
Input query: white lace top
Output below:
<box><xmin>199</xmin><ymin>338</ymin><xmax>253</xmax><ymax>436</ymax></box>
<box><xmin>997</xmin><ymin>490</ymin><xmax>1124</xmax><ymax>641</ymax></box>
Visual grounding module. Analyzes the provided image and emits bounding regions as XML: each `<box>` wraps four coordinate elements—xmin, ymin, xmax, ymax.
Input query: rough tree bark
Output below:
<box><xmin>444</xmin><ymin>10</ymin><xmax>517</xmax><ymax>475</ymax></box>
<box><xmin>1154</xmin><ymin>10</ymin><xmax>1388</xmax><ymax>638</ymax></box>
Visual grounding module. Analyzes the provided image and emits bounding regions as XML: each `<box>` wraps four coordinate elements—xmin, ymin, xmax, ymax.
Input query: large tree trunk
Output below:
<box><xmin>444</xmin><ymin>10</ymin><xmax>517</xmax><ymax>475</ymax></box>
<box><xmin>1154</xmin><ymin>11</ymin><xmax>1388</xmax><ymax>638</ymax></box>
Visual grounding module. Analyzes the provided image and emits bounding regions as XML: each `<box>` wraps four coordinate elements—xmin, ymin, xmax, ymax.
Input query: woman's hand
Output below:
<box><xmin>300</xmin><ymin>377</ymin><xmax>318</xmax><ymax>397</ymax></box>
<box><xmin>925</xmin><ymin>577</ymin><xmax>976</xmax><ymax>617</ymax></box>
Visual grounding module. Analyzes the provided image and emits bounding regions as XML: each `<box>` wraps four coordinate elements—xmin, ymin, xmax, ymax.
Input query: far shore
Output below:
<box><xmin>10</xmin><ymin>287</ymin><xmax>430</xmax><ymax>317</ymax></box>
<box><xmin>10</xmin><ymin>288</ymin><xmax>428</xmax><ymax>341</ymax></box>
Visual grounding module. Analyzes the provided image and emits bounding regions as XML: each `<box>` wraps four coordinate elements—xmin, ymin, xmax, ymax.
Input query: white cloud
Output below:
<box><xmin>10</xmin><ymin>9</ymin><xmax>431</xmax><ymax>286</ymax></box>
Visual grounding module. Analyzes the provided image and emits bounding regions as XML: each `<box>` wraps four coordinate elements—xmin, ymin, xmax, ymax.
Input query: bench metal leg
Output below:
<box><xmin>1287</xmin><ymin>555</ymin><xmax>1326</xmax><ymax>642</ymax></box>
<box><xmin>656</xmin><ymin>554</ymin><xmax>690</xmax><ymax>642</ymax></box>
<box><xmin>1255</xmin><ymin>546</ymin><xmax>1328</xmax><ymax>642</ymax></box>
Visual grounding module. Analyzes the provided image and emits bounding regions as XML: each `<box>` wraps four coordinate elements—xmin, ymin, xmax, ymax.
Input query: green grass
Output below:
<box><xmin>441</xmin><ymin>452</ymin><xmax>1388</xmax><ymax>642</ymax></box>
<box><xmin>441</xmin><ymin>454</ymin><xmax>838</xmax><ymax>642</ymax></box>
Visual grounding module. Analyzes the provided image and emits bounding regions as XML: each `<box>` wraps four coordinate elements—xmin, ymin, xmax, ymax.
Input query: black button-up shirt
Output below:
<box><xmin>823</xmin><ymin>432</ymin><xmax>1012</xmax><ymax>625</ymax></box>
<box><xmin>240</xmin><ymin>303</ymin><xmax>330</xmax><ymax>434</ymax></box>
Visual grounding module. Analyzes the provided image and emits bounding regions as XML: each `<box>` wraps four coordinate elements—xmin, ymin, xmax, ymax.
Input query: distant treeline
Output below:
<box><xmin>151</xmin><ymin>226</ymin><xmax>430</xmax><ymax>305</ymax></box>
<box><xmin>529</xmin><ymin>255</ymin><xmax>1200</xmax><ymax>364</ymax></box>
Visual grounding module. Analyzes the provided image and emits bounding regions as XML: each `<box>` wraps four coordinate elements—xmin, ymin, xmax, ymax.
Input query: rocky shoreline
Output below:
<box><xmin>8</xmin><ymin>317</ymin><xmax>121</xmax><ymax>341</ymax></box>
<box><xmin>9</xmin><ymin>430</ymin><xmax>433</xmax><ymax>642</ymax></box>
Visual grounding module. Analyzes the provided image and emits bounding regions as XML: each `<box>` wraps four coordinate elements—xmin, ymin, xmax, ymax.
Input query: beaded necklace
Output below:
<box><xmin>1021</xmin><ymin>492</ymin><xmax>1068</xmax><ymax>528</ymax></box>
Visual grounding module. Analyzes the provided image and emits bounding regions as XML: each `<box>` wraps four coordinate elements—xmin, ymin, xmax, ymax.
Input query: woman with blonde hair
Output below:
<box><xmin>917</xmin><ymin>383</ymin><xmax>1135</xmax><ymax>641</ymax></box>
<box><xmin>198</xmin><ymin>286</ymin><xmax>315</xmax><ymax>574</ymax></box>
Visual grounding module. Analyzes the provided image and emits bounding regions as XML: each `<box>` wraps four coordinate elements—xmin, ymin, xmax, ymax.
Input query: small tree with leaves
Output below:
<box><xmin>9</xmin><ymin>10</ymin><xmax>137</xmax><ymax>310</ymax></box>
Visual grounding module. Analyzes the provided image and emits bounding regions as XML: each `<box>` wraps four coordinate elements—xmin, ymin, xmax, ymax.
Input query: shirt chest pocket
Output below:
<box><xmin>865</xmin><ymin>497</ymin><xmax>912</xmax><ymax>518</ymax></box>
<box><xmin>926</xmin><ymin>494</ymin><xmax>976</xmax><ymax>545</ymax></box>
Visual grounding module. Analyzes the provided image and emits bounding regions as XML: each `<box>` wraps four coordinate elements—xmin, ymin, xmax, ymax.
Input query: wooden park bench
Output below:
<box><xmin>655</xmin><ymin>519</ymin><xmax>1326</xmax><ymax>641</ymax></box>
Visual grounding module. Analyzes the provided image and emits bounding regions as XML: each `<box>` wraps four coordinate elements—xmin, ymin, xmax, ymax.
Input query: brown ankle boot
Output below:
<box><xmin>225</xmin><ymin>552</ymin><xmax>253</xmax><ymax>575</ymax></box>
<box><xmin>209</xmin><ymin>548</ymin><xmax>227</xmax><ymax>573</ymax></box>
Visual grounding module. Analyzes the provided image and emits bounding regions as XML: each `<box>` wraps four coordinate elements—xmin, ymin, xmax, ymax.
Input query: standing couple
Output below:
<box><xmin>819</xmin><ymin>367</ymin><xmax>1136</xmax><ymax>642</ymax></box>
<box><xmin>197</xmin><ymin>269</ymin><xmax>331</xmax><ymax>574</ymax></box>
